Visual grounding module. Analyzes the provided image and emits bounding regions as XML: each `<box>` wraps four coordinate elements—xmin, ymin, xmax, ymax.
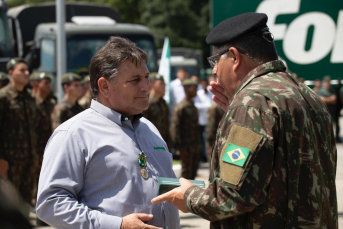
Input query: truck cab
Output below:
<box><xmin>7</xmin><ymin>2</ymin><xmax>158</xmax><ymax>93</ymax></box>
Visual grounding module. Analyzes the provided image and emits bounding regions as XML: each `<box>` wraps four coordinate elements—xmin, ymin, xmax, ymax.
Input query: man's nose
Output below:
<box><xmin>212</xmin><ymin>65</ymin><xmax>217</xmax><ymax>76</ymax></box>
<box><xmin>141</xmin><ymin>78</ymin><xmax>151</xmax><ymax>92</ymax></box>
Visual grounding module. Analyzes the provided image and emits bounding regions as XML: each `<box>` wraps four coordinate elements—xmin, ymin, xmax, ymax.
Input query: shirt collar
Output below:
<box><xmin>235</xmin><ymin>60</ymin><xmax>286</xmax><ymax>95</ymax></box>
<box><xmin>6</xmin><ymin>84</ymin><xmax>30</xmax><ymax>99</ymax></box>
<box><xmin>90</xmin><ymin>99</ymin><xmax>143</xmax><ymax>126</ymax></box>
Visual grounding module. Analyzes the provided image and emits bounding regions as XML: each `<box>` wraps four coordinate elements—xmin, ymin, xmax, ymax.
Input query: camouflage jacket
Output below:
<box><xmin>0</xmin><ymin>85</ymin><xmax>40</xmax><ymax>163</ymax></box>
<box><xmin>35</xmin><ymin>95</ymin><xmax>56</xmax><ymax>155</ymax></box>
<box><xmin>184</xmin><ymin>60</ymin><xmax>338</xmax><ymax>228</ymax></box>
<box><xmin>170</xmin><ymin>98</ymin><xmax>202</xmax><ymax>152</ymax></box>
<box><xmin>143</xmin><ymin>95</ymin><xmax>171</xmax><ymax>149</ymax></box>
<box><xmin>51</xmin><ymin>98</ymin><xmax>84</xmax><ymax>131</ymax></box>
<box><xmin>206</xmin><ymin>102</ymin><xmax>225</xmax><ymax>149</ymax></box>
<box><xmin>78</xmin><ymin>92</ymin><xmax>93</xmax><ymax>109</ymax></box>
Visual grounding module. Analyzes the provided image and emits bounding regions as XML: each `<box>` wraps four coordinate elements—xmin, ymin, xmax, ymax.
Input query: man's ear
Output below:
<box><xmin>230</xmin><ymin>47</ymin><xmax>242</xmax><ymax>71</ymax></box>
<box><xmin>98</xmin><ymin>77</ymin><xmax>110</xmax><ymax>98</ymax></box>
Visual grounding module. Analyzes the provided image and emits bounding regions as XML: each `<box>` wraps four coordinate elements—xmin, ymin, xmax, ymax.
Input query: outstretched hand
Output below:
<box><xmin>151</xmin><ymin>178</ymin><xmax>194</xmax><ymax>213</ymax></box>
<box><xmin>209</xmin><ymin>81</ymin><xmax>230</xmax><ymax>111</ymax></box>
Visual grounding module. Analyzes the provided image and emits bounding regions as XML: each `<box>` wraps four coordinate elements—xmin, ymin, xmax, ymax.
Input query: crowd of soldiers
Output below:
<box><xmin>0</xmin><ymin>58</ymin><xmax>93</xmax><ymax>218</ymax></box>
<box><xmin>144</xmin><ymin>69</ymin><xmax>225</xmax><ymax>180</ymax></box>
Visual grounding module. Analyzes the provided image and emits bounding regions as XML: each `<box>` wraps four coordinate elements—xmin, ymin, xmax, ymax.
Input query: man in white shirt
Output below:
<box><xmin>36</xmin><ymin>36</ymin><xmax>179</xmax><ymax>229</ymax></box>
<box><xmin>193</xmin><ymin>78</ymin><xmax>213</xmax><ymax>162</ymax></box>
<box><xmin>170</xmin><ymin>68</ymin><xmax>189</xmax><ymax>115</ymax></box>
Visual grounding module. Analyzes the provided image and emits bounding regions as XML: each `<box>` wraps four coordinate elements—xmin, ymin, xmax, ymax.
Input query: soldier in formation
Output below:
<box><xmin>170</xmin><ymin>79</ymin><xmax>202</xmax><ymax>179</ymax></box>
<box><xmin>143</xmin><ymin>73</ymin><xmax>171</xmax><ymax>149</ymax></box>
<box><xmin>206</xmin><ymin>102</ymin><xmax>225</xmax><ymax>157</ymax></box>
<box><xmin>78</xmin><ymin>75</ymin><xmax>93</xmax><ymax>109</ymax></box>
<box><xmin>0</xmin><ymin>58</ymin><xmax>41</xmax><ymax>210</ymax></box>
<box><xmin>51</xmin><ymin>73</ymin><xmax>84</xmax><ymax>131</ymax></box>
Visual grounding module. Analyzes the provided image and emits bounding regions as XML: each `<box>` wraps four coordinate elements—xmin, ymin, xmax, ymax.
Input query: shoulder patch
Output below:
<box><xmin>220</xmin><ymin>124</ymin><xmax>263</xmax><ymax>186</ymax></box>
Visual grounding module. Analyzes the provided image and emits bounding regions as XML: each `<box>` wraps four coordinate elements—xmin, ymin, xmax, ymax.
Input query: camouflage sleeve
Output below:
<box><xmin>184</xmin><ymin>105</ymin><xmax>278</xmax><ymax>221</ymax></box>
<box><xmin>51</xmin><ymin>105</ymin><xmax>62</xmax><ymax>131</ymax></box>
<box><xmin>170</xmin><ymin>105</ymin><xmax>183</xmax><ymax>149</ymax></box>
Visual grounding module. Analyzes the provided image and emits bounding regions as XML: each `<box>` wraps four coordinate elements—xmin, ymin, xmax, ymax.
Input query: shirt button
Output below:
<box><xmin>125</xmin><ymin>117</ymin><xmax>128</xmax><ymax>121</ymax></box>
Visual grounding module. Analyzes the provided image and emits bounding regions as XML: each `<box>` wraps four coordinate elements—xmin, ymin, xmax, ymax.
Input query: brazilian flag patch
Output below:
<box><xmin>222</xmin><ymin>143</ymin><xmax>250</xmax><ymax>167</ymax></box>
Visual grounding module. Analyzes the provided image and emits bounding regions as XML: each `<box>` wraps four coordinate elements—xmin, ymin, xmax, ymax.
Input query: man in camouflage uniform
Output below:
<box><xmin>78</xmin><ymin>75</ymin><xmax>93</xmax><ymax>109</ymax></box>
<box><xmin>51</xmin><ymin>73</ymin><xmax>84</xmax><ymax>131</ymax></box>
<box><xmin>206</xmin><ymin>102</ymin><xmax>225</xmax><ymax>158</ymax></box>
<box><xmin>143</xmin><ymin>73</ymin><xmax>171</xmax><ymax>149</ymax></box>
<box><xmin>170</xmin><ymin>79</ymin><xmax>202</xmax><ymax>179</ymax></box>
<box><xmin>152</xmin><ymin>13</ymin><xmax>338</xmax><ymax>228</ymax></box>
<box><xmin>0</xmin><ymin>58</ymin><xmax>41</xmax><ymax>206</ymax></box>
<box><xmin>0</xmin><ymin>71</ymin><xmax>10</xmax><ymax>89</ymax></box>
<box><xmin>30</xmin><ymin>72</ymin><xmax>55</xmax><ymax>200</ymax></box>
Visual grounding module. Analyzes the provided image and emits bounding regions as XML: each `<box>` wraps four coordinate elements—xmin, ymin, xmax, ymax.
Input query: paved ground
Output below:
<box><xmin>32</xmin><ymin>146</ymin><xmax>343</xmax><ymax>229</ymax></box>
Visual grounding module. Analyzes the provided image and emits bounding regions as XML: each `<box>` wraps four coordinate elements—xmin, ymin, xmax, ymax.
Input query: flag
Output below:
<box><xmin>222</xmin><ymin>143</ymin><xmax>250</xmax><ymax>167</ymax></box>
<box><xmin>158</xmin><ymin>37</ymin><xmax>171</xmax><ymax>104</ymax></box>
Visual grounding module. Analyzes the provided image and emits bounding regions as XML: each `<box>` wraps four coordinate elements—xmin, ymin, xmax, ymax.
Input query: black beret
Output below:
<box><xmin>206</xmin><ymin>12</ymin><xmax>268</xmax><ymax>46</ymax></box>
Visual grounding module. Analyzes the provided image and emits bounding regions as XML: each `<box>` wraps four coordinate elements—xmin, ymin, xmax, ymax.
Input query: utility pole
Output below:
<box><xmin>56</xmin><ymin>0</ymin><xmax>66</xmax><ymax>102</ymax></box>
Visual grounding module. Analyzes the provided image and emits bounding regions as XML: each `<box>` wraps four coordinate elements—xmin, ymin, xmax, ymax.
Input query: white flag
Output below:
<box><xmin>158</xmin><ymin>37</ymin><xmax>171</xmax><ymax>104</ymax></box>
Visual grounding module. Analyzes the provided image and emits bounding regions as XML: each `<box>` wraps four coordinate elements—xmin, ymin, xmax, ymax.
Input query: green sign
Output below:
<box><xmin>211</xmin><ymin>0</ymin><xmax>343</xmax><ymax>81</ymax></box>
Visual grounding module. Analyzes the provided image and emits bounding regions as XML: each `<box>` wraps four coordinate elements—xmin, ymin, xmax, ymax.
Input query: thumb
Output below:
<box><xmin>136</xmin><ymin>213</ymin><xmax>154</xmax><ymax>222</ymax></box>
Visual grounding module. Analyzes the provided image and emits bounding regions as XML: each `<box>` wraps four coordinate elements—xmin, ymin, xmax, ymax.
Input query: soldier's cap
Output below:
<box><xmin>6</xmin><ymin>57</ymin><xmax>27</xmax><ymax>71</ymax></box>
<box><xmin>61</xmin><ymin>72</ymin><xmax>81</xmax><ymax>84</ymax></box>
<box><xmin>149</xmin><ymin>72</ymin><xmax>164</xmax><ymax>81</ymax></box>
<box><xmin>323</xmin><ymin>76</ymin><xmax>331</xmax><ymax>82</ymax></box>
<box><xmin>30</xmin><ymin>72</ymin><xmax>52</xmax><ymax>81</ymax></box>
<box><xmin>81</xmin><ymin>75</ymin><xmax>90</xmax><ymax>85</ymax></box>
<box><xmin>182</xmin><ymin>79</ymin><xmax>198</xmax><ymax>86</ymax></box>
<box><xmin>0</xmin><ymin>72</ymin><xmax>9</xmax><ymax>81</ymax></box>
<box><xmin>206</xmin><ymin>12</ymin><xmax>269</xmax><ymax>46</ymax></box>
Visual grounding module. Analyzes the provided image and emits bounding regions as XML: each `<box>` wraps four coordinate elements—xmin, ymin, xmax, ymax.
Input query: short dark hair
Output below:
<box><xmin>222</xmin><ymin>31</ymin><xmax>278</xmax><ymax>64</ymax></box>
<box><xmin>89</xmin><ymin>36</ymin><xmax>148</xmax><ymax>96</ymax></box>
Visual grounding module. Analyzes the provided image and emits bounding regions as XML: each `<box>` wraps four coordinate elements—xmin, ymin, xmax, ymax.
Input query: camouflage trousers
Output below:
<box><xmin>179</xmin><ymin>149</ymin><xmax>200</xmax><ymax>180</ymax></box>
<box><xmin>8</xmin><ymin>160</ymin><xmax>38</xmax><ymax>206</ymax></box>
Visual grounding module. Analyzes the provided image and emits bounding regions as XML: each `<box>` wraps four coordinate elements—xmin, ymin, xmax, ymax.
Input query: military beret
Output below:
<box><xmin>149</xmin><ymin>72</ymin><xmax>164</xmax><ymax>82</ymax></box>
<box><xmin>30</xmin><ymin>72</ymin><xmax>52</xmax><ymax>81</ymax></box>
<box><xmin>81</xmin><ymin>75</ymin><xmax>90</xmax><ymax>85</ymax></box>
<box><xmin>61</xmin><ymin>72</ymin><xmax>81</xmax><ymax>84</ymax></box>
<box><xmin>182</xmin><ymin>79</ymin><xmax>198</xmax><ymax>86</ymax></box>
<box><xmin>6</xmin><ymin>57</ymin><xmax>27</xmax><ymax>71</ymax></box>
<box><xmin>0</xmin><ymin>72</ymin><xmax>9</xmax><ymax>81</ymax></box>
<box><xmin>206</xmin><ymin>12</ymin><xmax>268</xmax><ymax>46</ymax></box>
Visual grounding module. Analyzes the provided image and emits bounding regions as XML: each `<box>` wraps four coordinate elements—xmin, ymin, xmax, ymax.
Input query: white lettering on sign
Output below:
<box><xmin>283</xmin><ymin>12</ymin><xmax>336</xmax><ymax>64</ymax></box>
<box><xmin>256</xmin><ymin>0</ymin><xmax>343</xmax><ymax>64</ymax></box>
<box><xmin>331</xmin><ymin>10</ymin><xmax>343</xmax><ymax>63</ymax></box>
<box><xmin>256</xmin><ymin>0</ymin><xmax>300</xmax><ymax>40</ymax></box>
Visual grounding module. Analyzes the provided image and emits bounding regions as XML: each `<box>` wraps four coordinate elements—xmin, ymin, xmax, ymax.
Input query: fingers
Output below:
<box><xmin>136</xmin><ymin>213</ymin><xmax>154</xmax><ymax>222</ymax></box>
<box><xmin>151</xmin><ymin>191</ymin><xmax>172</xmax><ymax>204</ymax></box>
<box><xmin>212</xmin><ymin>96</ymin><xmax>228</xmax><ymax>111</ymax></box>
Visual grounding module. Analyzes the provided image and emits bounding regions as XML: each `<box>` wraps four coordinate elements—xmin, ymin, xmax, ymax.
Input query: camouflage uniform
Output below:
<box><xmin>0</xmin><ymin>84</ymin><xmax>41</xmax><ymax>205</ymax></box>
<box><xmin>78</xmin><ymin>92</ymin><xmax>93</xmax><ymax>109</ymax></box>
<box><xmin>171</xmin><ymin>98</ymin><xmax>202</xmax><ymax>179</ymax></box>
<box><xmin>184</xmin><ymin>60</ymin><xmax>338</xmax><ymax>228</ymax></box>
<box><xmin>206</xmin><ymin>102</ymin><xmax>225</xmax><ymax>153</ymax></box>
<box><xmin>51</xmin><ymin>98</ymin><xmax>84</xmax><ymax>131</ymax></box>
<box><xmin>143</xmin><ymin>95</ymin><xmax>171</xmax><ymax>149</ymax></box>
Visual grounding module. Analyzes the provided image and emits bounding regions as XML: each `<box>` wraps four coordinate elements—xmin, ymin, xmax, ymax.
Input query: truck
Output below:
<box><xmin>157</xmin><ymin>47</ymin><xmax>203</xmax><ymax>80</ymax></box>
<box><xmin>6</xmin><ymin>2</ymin><xmax>158</xmax><ymax>92</ymax></box>
<box><xmin>211</xmin><ymin>0</ymin><xmax>343</xmax><ymax>84</ymax></box>
<box><xmin>0</xmin><ymin>0</ymin><xmax>11</xmax><ymax>71</ymax></box>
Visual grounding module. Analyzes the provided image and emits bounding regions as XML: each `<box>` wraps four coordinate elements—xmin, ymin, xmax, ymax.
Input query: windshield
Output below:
<box><xmin>0</xmin><ymin>8</ymin><xmax>11</xmax><ymax>58</ymax></box>
<box><xmin>66</xmin><ymin>34</ymin><xmax>158</xmax><ymax>75</ymax></box>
